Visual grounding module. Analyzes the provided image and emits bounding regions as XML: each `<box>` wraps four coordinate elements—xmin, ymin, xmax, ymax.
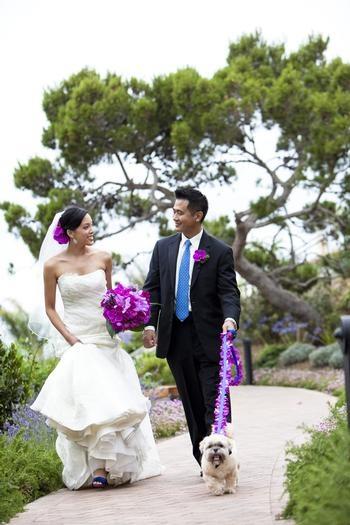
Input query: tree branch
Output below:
<box><xmin>115</xmin><ymin>152</ymin><xmax>131</xmax><ymax>182</ymax></box>
<box><xmin>253</xmin><ymin>174</ymin><xmax>331</xmax><ymax>229</ymax></box>
<box><xmin>121</xmin><ymin>250</ymin><xmax>152</xmax><ymax>269</ymax></box>
<box><xmin>95</xmin><ymin>210</ymin><xmax>159</xmax><ymax>239</ymax></box>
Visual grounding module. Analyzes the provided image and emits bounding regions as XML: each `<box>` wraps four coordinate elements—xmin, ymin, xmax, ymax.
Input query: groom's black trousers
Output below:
<box><xmin>166</xmin><ymin>314</ymin><xmax>221</xmax><ymax>466</ymax></box>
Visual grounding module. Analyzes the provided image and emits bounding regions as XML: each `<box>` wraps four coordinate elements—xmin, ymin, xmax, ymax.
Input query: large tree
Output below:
<box><xmin>2</xmin><ymin>33</ymin><xmax>350</xmax><ymax>326</ymax></box>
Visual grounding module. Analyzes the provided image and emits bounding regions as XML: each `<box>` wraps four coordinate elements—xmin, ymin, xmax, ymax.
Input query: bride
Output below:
<box><xmin>30</xmin><ymin>206</ymin><xmax>162</xmax><ymax>489</ymax></box>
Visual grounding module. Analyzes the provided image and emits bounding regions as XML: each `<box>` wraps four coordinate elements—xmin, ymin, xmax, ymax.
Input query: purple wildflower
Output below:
<box><xmin>149</xmin><ymin>398</ymin><xmax>187</xmax><ymax>437</ymax></box>
<box><xmin>254</xmin><ymin>367</ymin><xmax>344</xmax><ymax>394</ymax></box>
<box><xmin>272</xmin><ymin>316</ymin><xmax>308</xmax><ymax>335</ymax></box>
<box><xmin>2</xmin><ymin>404</ymin><xmax>53</xmax><ymax>441</ymax></box>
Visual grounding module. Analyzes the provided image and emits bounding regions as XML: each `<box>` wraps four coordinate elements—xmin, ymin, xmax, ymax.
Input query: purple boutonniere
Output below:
<box><xmin>193</xmin><ymin>249</ymin><xmax>210</xmax><ymax>264</ymax></box>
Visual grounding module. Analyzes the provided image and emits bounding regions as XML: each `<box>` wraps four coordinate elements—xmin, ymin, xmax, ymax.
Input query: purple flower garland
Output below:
<box><xmin>212</xmin><ymin>330</ymin><xmax>243</xmax><ymax>435</ymax></box>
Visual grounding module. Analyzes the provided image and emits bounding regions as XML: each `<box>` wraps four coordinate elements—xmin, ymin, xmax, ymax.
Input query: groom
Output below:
<box><xmin>143</xmin><ymin>187</ymin><xmax>241</xmax><ymax>467</ymax></box>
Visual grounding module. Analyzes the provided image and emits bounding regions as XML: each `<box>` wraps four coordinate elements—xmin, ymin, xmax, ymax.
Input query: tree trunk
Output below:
<box><xmin>232</xmin><ymin>221</ymin><xmax>321</xmax><ymax>327</ymax></box>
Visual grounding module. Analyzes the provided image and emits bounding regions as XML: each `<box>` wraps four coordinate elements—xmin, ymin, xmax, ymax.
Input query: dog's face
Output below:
<box><xmin>199</xmin><ymin>434</ymin><xmax>233</xmax><ymax>468</ymax></box>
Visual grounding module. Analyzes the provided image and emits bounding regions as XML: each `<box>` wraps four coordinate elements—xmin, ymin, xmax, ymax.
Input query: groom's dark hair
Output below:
<box><xmin>60</xmin><ymin>206</ymin><xmax>88</xmax><ymax>232</ymax></box>
<box><xmin>175</xmin><ymin>187</ymin><xmax>208</xmax><ymax>222</ymax></box>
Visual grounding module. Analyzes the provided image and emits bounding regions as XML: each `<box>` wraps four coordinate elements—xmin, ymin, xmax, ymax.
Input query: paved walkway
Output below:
<box><xmin>9</xmin><ymin>386</ymin><xmax>335</xmax><ymax>525</ymax></box>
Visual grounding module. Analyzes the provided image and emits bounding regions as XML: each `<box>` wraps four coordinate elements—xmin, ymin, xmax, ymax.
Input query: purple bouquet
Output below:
<box><xmin>100</xmin><ymin>283</ymin><xmax>151</xmax><ymax>336</ymax></box>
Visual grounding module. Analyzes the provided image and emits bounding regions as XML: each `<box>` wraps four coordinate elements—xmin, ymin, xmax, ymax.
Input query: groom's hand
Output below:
<box><xmin>222</xmin><ymin>319</ymin><xmax>237</xmax><ymax>333</ymax></box>
<box><xmin>143</xmin><ymin>328</ymin><xmax>157</xmax><ymax>348</ymax></box>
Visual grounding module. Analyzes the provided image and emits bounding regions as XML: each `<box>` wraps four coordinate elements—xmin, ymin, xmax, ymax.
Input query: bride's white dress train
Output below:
<box><xmin>31</xmin><ymin>269</ymin><xmax>162</xmax><ymax>490</ymax></box>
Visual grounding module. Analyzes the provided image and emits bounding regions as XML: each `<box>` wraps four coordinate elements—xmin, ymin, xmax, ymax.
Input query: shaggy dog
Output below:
<box><xmin>199</xmin><ymin>424</ymin><xmax>239</xmax><ymax>496</ymax></box>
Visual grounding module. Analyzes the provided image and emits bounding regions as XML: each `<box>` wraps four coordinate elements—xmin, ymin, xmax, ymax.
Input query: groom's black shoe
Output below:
<box><xmin>200</xmin><ymin>470</ymin><xmax>203</xmax><ymax>477</ymax></box>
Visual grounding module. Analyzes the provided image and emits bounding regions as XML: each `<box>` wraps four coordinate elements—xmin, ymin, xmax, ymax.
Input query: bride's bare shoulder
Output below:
<box><xmin>91</xmin><ymin>249</ymin><xmax>112</xmax><ymax>263</ymax></box>
<box><xmin>44</xmin><ymin>253</ymin><xmax>67</xmax><ymax>273</ymax></box>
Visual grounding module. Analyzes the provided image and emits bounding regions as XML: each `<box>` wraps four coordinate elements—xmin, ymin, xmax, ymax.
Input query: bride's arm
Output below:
<box><xmin>44</xmin><ymin>263</ymin><xmax>81</xmax><ymax>346</ymax></box>
<box><xmin>104</xmin><ymin>253</ymin><xmax>113</xmax><ymax>289</ymax></box>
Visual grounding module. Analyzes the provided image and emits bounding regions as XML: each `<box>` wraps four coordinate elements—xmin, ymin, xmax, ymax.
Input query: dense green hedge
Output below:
<box><xmin>0</xmin><ymin>339</ymin><xmax>57</xmax><ymax>430</ymax></box>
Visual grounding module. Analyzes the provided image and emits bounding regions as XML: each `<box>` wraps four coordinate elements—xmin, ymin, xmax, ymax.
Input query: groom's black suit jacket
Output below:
<box><xmin>144</xmin><ymin>230</ymin><xmax>241</xmax><ymax>360</ymax></box>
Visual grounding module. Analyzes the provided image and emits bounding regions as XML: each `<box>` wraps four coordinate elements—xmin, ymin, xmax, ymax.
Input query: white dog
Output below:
<box><xmin>199</xmin><ymin>424</ymin><xmax>239</xmax><ymax>496</ymax></box>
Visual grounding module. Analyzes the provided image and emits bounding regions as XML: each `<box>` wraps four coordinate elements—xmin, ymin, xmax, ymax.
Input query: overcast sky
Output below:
<box><xmin>1</xmin><ymin>0</ymin><xmax>349</xmax><ymax>312</ymax></box>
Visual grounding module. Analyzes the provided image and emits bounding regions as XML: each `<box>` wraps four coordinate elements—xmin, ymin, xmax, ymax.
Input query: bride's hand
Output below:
<box><xmin>142</xmin><ymin>329</ymin><xmax>157</xmax><ymax>348</ymax></box>
<box><xmin>68</xmin><ymin>335</ymin><xmax>81</xmax><ymax>346</ymax></box>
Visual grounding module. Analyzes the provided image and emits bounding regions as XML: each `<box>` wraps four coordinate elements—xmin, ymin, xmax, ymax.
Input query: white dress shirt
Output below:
<box><xmin>175</xmin><ymin>230</ymin><xmax>203</xmax><ymax>311</ymax></box>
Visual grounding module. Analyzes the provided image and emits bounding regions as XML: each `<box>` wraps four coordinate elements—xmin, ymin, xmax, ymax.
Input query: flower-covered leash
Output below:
<box><xmin>212</xmin><ymin>329</ymin><xmax>243</xmax><ymax>434</ymax></box>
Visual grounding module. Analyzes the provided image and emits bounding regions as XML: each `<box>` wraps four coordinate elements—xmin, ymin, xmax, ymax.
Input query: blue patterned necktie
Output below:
<box><xmin>175</xmin><ymin>239</ymin><xmax>191</xmax><ymax>321</ymax></box>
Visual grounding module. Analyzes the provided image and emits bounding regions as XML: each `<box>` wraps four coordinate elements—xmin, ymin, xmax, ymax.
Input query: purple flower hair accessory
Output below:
<box><xmin>193</xmin><ymin>249</ymin><xmax>209</xmax><ymax>264</ymax></box>
<box><xmin>53</xmin><ymin>221</ymin><xmax>70</xmax><ymax>244</ymax></box>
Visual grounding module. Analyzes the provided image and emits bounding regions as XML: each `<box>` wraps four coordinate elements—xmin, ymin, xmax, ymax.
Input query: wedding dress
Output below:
<box><xmin>31</xmin><ymin>269</ymin><xmax>162</xmax><ymax>489</ymax></box>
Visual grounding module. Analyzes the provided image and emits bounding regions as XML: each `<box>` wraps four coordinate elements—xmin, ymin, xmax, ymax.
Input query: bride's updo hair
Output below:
<box><xmin>60</xmin><ymin>206</ymin><xmax>88</xmax><ymax>232</ymax></box>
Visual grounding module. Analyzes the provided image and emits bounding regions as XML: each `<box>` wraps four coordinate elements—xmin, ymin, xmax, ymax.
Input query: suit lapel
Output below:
<box><xmin>168</xmin><ymin>234</ymin><xmax>181</xmax><ymax>294</ymax></box>
<box><xmin>191</xmin><ymin>230</ymin><xmax>211</xmax><ymax>289</ymax></box>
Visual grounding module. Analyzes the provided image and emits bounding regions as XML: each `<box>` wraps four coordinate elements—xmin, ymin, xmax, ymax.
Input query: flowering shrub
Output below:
<box><xmin>0</xmin><ymin>339</ymin><xmax>29</xmax><ymax>430</ymax></box>
<box><xmin>150</xmin><ymin>398</ymin><xmax>187</xmax><ymax>439</ymax></box>
<box><xmin>2</xmin><ymin>404</ymin><xmax>54</xmax><ymax>441</ymax></box>
<box><xmin>254</xmin><ymin>367</ymin><xmax>344</xmax><ymax>395</ymax></box>
<box><xmin>238</xmin><ymin>292</ymin><xmax>320</xmax><ymax>346</ymax></box>
<box><xmin>271</xmin><ymin>315</ymin><xmax>308</xmax><ymax>337</ymax></box>
<box><xmin>0</xmin><ymin>338</ymin><xmax>58</xmax><ymax>431</ymax></box>
<box><xmin>0</xmin><ymin>405</ymin><xmax>62</xmax><ymax>523</ymax></box>
<box><xmin>283</xmin><ymin>404</ymin><xmax>350</xmax><ymax>525</ymax></box>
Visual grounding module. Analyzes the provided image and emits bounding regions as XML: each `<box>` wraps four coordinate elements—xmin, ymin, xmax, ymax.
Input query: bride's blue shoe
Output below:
<box><xmin>92</xmin><ymin>476</ymin><xmax>108</xmax><ymax>488</ymax></box>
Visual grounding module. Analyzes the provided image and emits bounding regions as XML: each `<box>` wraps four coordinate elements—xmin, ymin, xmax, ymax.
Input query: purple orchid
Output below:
<box><xmin>53</xmin><ymin>222</ymin><xmax>70</xmax><ymax>244</ymax></box>
<box><xmin>100</xmin><ymin>283</ymin><xmax>151</xmax><ymax>335</ymax></box>
<box><xmin>193</xmin><ymin>249</ymin><xmax>209</xmax><ymax>264</ymax></box>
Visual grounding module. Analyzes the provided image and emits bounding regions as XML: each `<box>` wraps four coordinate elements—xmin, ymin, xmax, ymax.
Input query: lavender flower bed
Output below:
<box><xmin>0</xmin><ymin>405</ymin><xmax>63</xmax><ymax>524</ymax></box>
<box><xmin>254</xmin><ymin>367</ymin><xmax>344</xmax><ymax>395</ymax></box>
<box><xmin>2</xmin><ymin>404</ymin><xmax>53</xmax><ymax>440</ymax></box>
<box><xmin>149</xmin><ymin>398</ymin><xmax>187</xmax><ymax>439</ymax></box>
<box><xmin>2</xmin><ymin>396</ymin><xmax>187</xmax><ymax>443</ymax></box>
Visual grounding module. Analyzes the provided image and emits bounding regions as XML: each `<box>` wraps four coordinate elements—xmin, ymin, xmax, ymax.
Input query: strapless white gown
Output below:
<box><xmin>31</xmin><ymin>269</ymin><xmax>162</xmax><ymax>490</ymax></box>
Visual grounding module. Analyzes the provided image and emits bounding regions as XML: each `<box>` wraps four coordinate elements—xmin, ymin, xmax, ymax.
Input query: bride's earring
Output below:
<box><xmin>72</xmin><ymin>238</ymin><xmax>78</xmax><ymax>245</ymax></box>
